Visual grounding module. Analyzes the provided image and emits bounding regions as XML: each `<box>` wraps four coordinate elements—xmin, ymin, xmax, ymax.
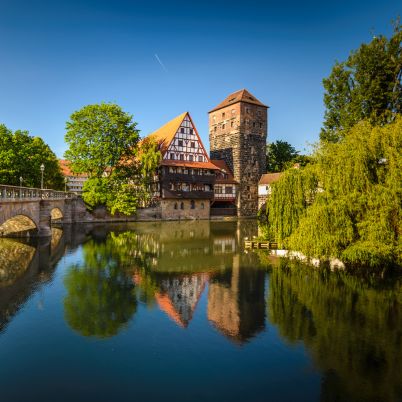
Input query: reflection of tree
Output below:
<box><xmin>64</xmin><ymin>239</ymin><xmax>137</xmax><ymax>338</ymax></box>
<box><xmin>268</xmin><ymin>260</ymin><xmax>402</xmax><ymax>402</ymax></box>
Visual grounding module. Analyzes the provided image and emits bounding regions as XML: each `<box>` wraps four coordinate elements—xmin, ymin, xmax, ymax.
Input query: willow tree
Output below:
<box><xmin>263</xmin><ymin>118</ymin><xmax>402</xmax><ymax>267</ymax></box>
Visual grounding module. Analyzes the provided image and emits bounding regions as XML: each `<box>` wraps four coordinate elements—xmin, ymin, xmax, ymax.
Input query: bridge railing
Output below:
<box><xmin>0</xmin><ymin>185</ymin><xmax>77</xmax><ymax>201</ymax></box>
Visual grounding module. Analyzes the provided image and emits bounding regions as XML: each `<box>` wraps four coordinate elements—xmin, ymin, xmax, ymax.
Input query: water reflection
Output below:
<box><xmin>268</xmin><ymin>259</ymin><xmax>402</xmax><ymax>402</ymax></box>
<box><xmin>0</xmin><ymin>221</ymin><xmax>401</xmax><ymax>401</ymax></box>
<box><xmin>0</xmin><ymin>228</ymin><xmax>65</xmax><ymax>333</ymax></box>
<box><xmin>63</xmin><ymin>238</ymin><xmax>137</xmax><ymax>338</ymax></box>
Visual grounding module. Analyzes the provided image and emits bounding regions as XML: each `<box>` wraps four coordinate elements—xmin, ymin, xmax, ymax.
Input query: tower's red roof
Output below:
<box><xmin>209</xmin><ymin>89</ymin><xmax>268</xmax><ymax>113</ymax></box>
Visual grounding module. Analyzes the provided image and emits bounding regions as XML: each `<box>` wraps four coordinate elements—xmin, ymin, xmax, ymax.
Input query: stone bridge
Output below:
<box><xmin>0</xmin><ymin>185</ymin><xmax>82</xmax><ymax>237</ymax></box>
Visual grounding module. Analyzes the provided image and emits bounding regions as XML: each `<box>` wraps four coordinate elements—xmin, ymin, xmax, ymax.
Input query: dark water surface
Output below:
<box><xmin>0</xmin><ymin>221</ymin><xmax>401</xmax><ymax>402</ymax></box>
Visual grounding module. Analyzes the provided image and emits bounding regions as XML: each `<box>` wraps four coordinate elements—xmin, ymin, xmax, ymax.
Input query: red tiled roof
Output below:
<box><xmin>259</xmin><ymin>173</ymin><xmax>282</xmax><ymax>185</ymax></box>
<box><xmin>160</xmin><ymin>159</ymin><xmax>219</xmax><ymax>170</ymax></box>
<box><xmin>209</xmin><ymin>89</ymin><xmax>268</xmax><ymax>113</ymax></box>
<box><xmin>147</xmin><ymin>112</ymin><xmax>187</xmax><ymax>156</ymax></box>
<box><xmin>59</xmin><ymin>160</ymin><xmax>88</xmax><ymax>177</ymax></box>
<box><xmin>211</xmin><ymin>159</ymin><xmax>238</xmax><ymax>184</ymax></box>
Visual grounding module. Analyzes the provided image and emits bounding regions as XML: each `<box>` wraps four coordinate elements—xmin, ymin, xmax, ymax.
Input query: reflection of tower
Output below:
<box><xmin>156</xmin><ymin>273</ymin><xmax>208</xmax><ymax>327</ymax></box>
<box><xmin>207</xmin><ymin>255</ymin><xmax>266</xmax><ymax>343</ymax></box>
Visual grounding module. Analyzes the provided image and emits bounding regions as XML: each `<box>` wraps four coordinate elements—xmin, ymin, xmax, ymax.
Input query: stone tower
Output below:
<box><xmin>209</xmin><ymin>89</ymin><xmax>268</xmax><ymax>216</ymax></box>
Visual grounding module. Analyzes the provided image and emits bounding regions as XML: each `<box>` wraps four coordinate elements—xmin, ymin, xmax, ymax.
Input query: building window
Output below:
<box><xmin>201</xmin><ymin>202</ymin><xmax>204</xmax><ymax>209</ymax></box>
<box><xmin>191</xmin><ymin>141</ymin><xmax>195</xmax><ymax>148</ymax></box>
<box><xmin>198</xmin><ymin>155</ymin><xmax>203</xmax><ymax>162</ymax></box>
<box><xmin>226</xmin><ymin>186</ymin><xmax>233</xmax><ymax>194</ymax></box>
<box><xmin>174</xmin><ymin>202</ymin><xmax>178</xmax><ymax>209</ymax></box>
<box><xmin>214</xmin><ymin>126</ymin><xmax>217</xmax><ymax>132</ymax></box>
<box><xmin>247</xmin><ymin>185</ymin><xmax>250</xmax><ymax>191</ymax></box>
<box><xmin>231</xmin><ymin>121</ymin><xmax>234</xmax><ymax>127</ymax></box>
<box><xmin>259</xmin><ymin>122</ymin><xmax>263</xmax><ymax>128</ymax></box>
<box><xmin>253</xmin><ymin>122</ymin><xmax>256</xmax><ymax>128</ymax></box>
<box><xmin>190</xmin><ymin>128</ymin><xmax>193</xmax><ymax>134</ymax></box>
<box><xmin>222</xmin><ymin>112</ymin><xmax>225</xmax><ymax>118</ymax></box>
<box><xmin>180</xmin><ymin>154</ymin><xmax>184</xmax><ymax>160</ymax></box>
<box><xmin>180</xmin><ymin>202</ymin><xmax>184</xmax><ymax>210</ymax></box>
<box><xmin>222</xmin><ymin>124</ymin><xmax>225</xmax><ymax>129</ymax></box>
<box><xmin>178</xmin><ymin>140</ymin><xmax>183</xmax><ymax>146</ymax></box>
<box><xmin>189</xmin><ymin>155</ymin><xmax>193</xmax><ymax>161</ymax></box>
<box><xmin>180</xmin><ymin>127</ymin><xmax>184</xmax><ymax>133</ymax></box>
<box><xmin>190</xmin><ymin>200</ymin><xmax>195</xmax><ymax>209</ymax></box>
<box><xmin>170</xmin><ymin>153</ymin><xmax>175</xmax><ymax>160</ymax></box>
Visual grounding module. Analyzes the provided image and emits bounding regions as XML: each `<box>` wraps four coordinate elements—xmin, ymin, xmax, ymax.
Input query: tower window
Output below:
<box><xmin>214</xmin><ymin>126</ymin><xmax>217</xmax><ymax>132</ymax></box>
<box><xmin>260</xmin><ymin>123</ymin><xmax>263</xmax><ymax>128</ymax></box>
<box><xmin>247</xmin><ymin>185</ymin><xmax>250</xmax><ymax>191</ymax></box>
<box><xmin>222</xmin><ymin>124</ymin><xmax>225</xmax><ymax>129</ymax></box>
<box><xmin>253</xmin><ymin>122</ymin><xmax>256</xmax><ymax>128</ymax></box>
<box><xmin>231</xmin><ymin>121</ymin><xmax>234</xmax><ymax>127</ymax></box>
<box><xmin>222</xmin><ymin>112</ymin><xmax>225</xmax><ymax>118</ymax></box>
<box><xmin>246</xmin><ymin>108</ymin><xmax>250</xmax><ymax>114</ymax></box>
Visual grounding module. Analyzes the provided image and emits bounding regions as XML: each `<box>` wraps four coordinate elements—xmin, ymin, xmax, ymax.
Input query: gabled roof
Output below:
<box><xmin>147</xmin><ymin>112</ymin><xmax>188</xmax><ymax>156</ymax></box>
<box><xmin>209</xmin><ymin>89</ymin><xmax>268</xmax><ymax>113</ymax></box>
<box><xmin>259</xmin><ymin>173</ymin><xmax>282</xmax><ymax>185</ymax></box>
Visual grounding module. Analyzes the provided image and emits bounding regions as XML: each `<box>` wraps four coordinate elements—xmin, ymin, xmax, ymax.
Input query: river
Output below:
<box><xmin>0</xmin><ymin>221</ymin><xmax>401</xmax><ymax>402</ymax></box>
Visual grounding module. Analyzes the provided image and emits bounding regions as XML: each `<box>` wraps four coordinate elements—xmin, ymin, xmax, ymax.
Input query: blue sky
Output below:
<box><xmin>0</xmin><ymin>0</ymin><xmax>400</xmax><ymax>157</ymax></box>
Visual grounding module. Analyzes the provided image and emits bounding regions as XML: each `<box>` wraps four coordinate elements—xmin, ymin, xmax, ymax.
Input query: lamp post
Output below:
<box><xmin>19</xmin><ymin>176</ymin><xmax>23</xmax><ymax>198</ymax></box>
<box><xmin>40</xmin><ymin>164</ymin><xmax>45</xmax><ymax>189</ymax></box>
<box><xmin>64</xmin><ymin>177</ymin><xmax>68</xmax><ymax>193</ymax></box>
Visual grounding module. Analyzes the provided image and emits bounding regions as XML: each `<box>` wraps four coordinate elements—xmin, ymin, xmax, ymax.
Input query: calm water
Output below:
<box><xmin>0</xmin><ymin>221</ymin><xmax>401</xmax><ymax>402</ymax></box>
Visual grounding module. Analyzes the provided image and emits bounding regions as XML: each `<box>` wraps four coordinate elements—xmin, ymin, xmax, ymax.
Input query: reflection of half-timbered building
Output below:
<box><xmin>148</xmin><ymin>112</ymin><xmax>219</xmax><ymax>220</ymax></box>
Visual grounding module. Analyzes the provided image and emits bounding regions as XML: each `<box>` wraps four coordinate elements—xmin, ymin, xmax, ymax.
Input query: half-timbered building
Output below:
<box><xmin>147</xmin><ymin>112</ymin><xmax>219</xmax><ymax>220</ymax></box>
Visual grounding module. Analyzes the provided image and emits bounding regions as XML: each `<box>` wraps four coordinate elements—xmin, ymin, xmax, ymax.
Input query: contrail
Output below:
<box><xmin>155</xmin><ymin>53</ymin><xmax>168</xmax><ymax>72</ymax></box>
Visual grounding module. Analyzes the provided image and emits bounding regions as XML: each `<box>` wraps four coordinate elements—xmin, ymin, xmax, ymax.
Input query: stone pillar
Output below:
<box><xmin>38</xmin><ymin>200</ymin><xmax>52</xmax><ymax>237</ymax></box>
<box><xmin>62</xmin><ymin>199</ymin><xmax>75</xmax><ymax>224</ymax></box>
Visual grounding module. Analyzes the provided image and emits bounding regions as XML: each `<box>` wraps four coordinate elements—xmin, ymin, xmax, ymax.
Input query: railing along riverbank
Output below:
<box><xmin>0</xmin><ymin>184</ymin><xmax>76</xmax><ymax>201</ymax></box>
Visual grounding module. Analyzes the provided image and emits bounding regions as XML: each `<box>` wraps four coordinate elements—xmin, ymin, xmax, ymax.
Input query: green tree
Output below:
<box><xmin>0</xmin><ymin>124</ymin><xmax>64</xmax><ymax>189</ymax></box>
<box><xmin>64</xmin><ymin>103</ymin><xmax>161</xmax><ymax>215</ymax></box>
<box><xmin>65</xmin><ymin>103</ymin><xmax>140</xmax><ymax>177</ymax></box>
<box><xmin>266</xmin><ymin>140</ymin><xmax>299</xmax><ymax>172</ymax></box>
<box><xmin>261</xmin><ymin>118</ymin><xmax>402</xmax><ymax>267</ymax></box>
<box><xmin>321</xmin><ymin>21</ymin><xmax>402</xmax><ymax>142</ymax></box>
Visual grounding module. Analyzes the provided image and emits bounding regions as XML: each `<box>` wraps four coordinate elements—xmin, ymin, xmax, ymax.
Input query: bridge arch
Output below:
<box><xmin>50</xmin><ymin>207</ymin><xmax>64</xmax><ymax>221</ymax></box>
<box><xmin>0</xmin><ymin>214</ymin><xmax>38</xmax><ymax>237</ymax></box>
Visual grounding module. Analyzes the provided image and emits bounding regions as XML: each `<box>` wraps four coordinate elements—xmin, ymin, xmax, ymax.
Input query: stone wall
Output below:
<box><xmin>209</xmin><ymin>101</ymin><xmax>267</xmax><ymax>217</ymax></box>
<box><xmin>160</xmin><ymin>199</ymin><xmax>210</xmax><ymax>220</ymax></box>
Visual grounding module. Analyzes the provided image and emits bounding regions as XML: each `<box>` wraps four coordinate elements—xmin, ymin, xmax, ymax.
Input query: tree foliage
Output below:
<box><xmin>321</xmin><ymin>21</ymin><xmax>402</xmax><ymax>142</ymax></box>
<box><xmin>266</xmin><ymin>140</ymin><xmax>299</xmax><ymax>172</ymax></box>
<box><xmin>64</xmin><ymin>103</ymin><xmax>161</xmax><ymax>215</ymax></box>
<box><xmin>0</xmin><ymin>124</ymin><xmax>64</xmax><ymax>189</ymax></box>
<box><xmin>262</xmin><ymin>118</ymin><xmax>402</xmax><ymax>267</ymax></box>
<box><xmin>65</xmin><ymin>103</ymin><xmax>140</xmax><ymax>177</ymax></box>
